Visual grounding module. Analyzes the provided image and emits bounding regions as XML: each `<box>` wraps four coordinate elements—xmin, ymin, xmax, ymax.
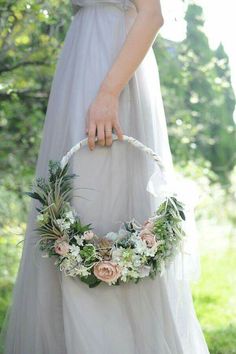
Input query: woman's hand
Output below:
<box><xmin>86</xmin><ymin>87</ymin><xmax>124</xmax><ymax>151</ymax></box>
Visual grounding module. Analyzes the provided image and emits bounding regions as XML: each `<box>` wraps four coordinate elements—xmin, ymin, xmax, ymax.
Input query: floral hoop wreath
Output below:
<box><xmin>27</xmin><ymin>135</ymin><xmax>186</xmax><ymax>288</ymax></box>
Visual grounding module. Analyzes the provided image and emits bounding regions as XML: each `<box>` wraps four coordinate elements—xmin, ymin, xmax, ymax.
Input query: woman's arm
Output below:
<box><xmin>86</xmin><ymin>0</ymin><xmax>164</xmax><ymax>150</ymax></box>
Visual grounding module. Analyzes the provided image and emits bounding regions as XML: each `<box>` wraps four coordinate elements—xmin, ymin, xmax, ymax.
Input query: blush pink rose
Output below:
<box><xmin>54</xmin><ymin>239</ymin><xmax>70</xmax><ymax>256</ymax></box>
<box><xmin>83</xmin><ymin>230</ymin><xmax>95</xmax><ymax>240</ymax></box>
<box><xmin>93</xmin><ymin>261</ymin><xmax>122</xmax><ymax>284</ymax></box>
<box><xmin>140</xmin><ymin>229</ymin><xmax>157</xmax><ymax>248</ymax></box>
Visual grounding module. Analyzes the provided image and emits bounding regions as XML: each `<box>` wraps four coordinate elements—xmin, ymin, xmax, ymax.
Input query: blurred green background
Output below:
<box><xmin>0</xmin><ymin>1</ymin><xmax>235</xmax><ymax>353</ymax></box>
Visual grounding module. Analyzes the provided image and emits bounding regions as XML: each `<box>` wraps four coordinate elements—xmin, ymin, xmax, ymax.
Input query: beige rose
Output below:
<box><xmin>93</xmin><ymin>261</ymin><xmax>122</xmax><ymax>284</ymax></box>
<box><xmin>140</xmin><ymin>229</ymin><xmax>157</xmax><ymax>248</ymax></box>
<box><xmin>97</xmin><ymin>237</ymin><xmax>113</xmax><ymax>260</ymax></box>
<box><xmin>54</xmin><ymin>239</ymin><xmax>70</xmax><ymax>256</ymax></box>
<box><xmin>83</xmin><ymin>230</ymin><xmax>95</xmax><ymax>240</ymax></box>
<box><xmin>143</xmin><ymin>220</ymin><xmax>155</xmax><ymax>231</ymax></box>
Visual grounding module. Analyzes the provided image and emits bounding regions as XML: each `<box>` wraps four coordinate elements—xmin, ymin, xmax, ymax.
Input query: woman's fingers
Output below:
<box><xmin>114</xmin><ymin>121</ymin><xmax>124</xmax><ymax>141</ymax></box>
<box><xmin>97</xmin><ymin>124</ymin><xmax>105</xmax><ymax>146</ymax></box>
<box><xmin>105</xmin><ymin>123</ymin><xmax>113</xmax><ymax>146</ymax></box>
<box><xmin>88</xmin><ymin>122</ymin><xmax>96</xmax><ymax>151</ymax></box>
<box><xmin>86</xmin><ymin>90</ymin><xmax>124</xmax><ymax>150</ymax></box>
<box><xmin>88</xmin><ymin>121</ymin><xmax>123</xmax><ymax>151</ymax></box>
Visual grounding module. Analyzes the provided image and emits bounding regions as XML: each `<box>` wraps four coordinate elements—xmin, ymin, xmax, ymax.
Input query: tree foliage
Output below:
<box><xmin>154</xmin><ymin>4</ymin><xmax>236</xmax><ymax>182</ymax></box>
<box><xmin>0</xmin><ymin>0</ymin><xmax>72</xmax><ymax>187</ymax></box>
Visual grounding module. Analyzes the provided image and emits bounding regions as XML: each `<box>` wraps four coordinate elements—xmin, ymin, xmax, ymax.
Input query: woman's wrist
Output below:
<box><xmin>98</xmin><ymin>76</ymin><xmax>123</xmax><ymax>98</ymax></box>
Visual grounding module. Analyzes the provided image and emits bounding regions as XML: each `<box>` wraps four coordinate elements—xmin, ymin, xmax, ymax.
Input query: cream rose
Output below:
<box><xmin>93</xmin><ymin>261</ymin><xmax>122</xmax><ymax>284</ymax></box>
<box><xmin>54</xmin><ymin>239</ymin><xmax>70</xmax><ymax>256</ymax></box>
<box><xmin>140</xmin><ymin>229</ymin><xmax>157</xmax><ymax>248</ymax></box>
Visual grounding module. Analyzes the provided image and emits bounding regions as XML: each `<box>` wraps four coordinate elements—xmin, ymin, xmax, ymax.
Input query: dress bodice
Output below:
<box><xmin>71</xmin><ymin>0</ymin><xmax>135</xmax><ymax>11</ymax></box>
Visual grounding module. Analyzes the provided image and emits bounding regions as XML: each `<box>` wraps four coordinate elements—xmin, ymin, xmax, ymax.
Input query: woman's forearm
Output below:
<box><xmin>99</xmin><ymin>0</ymin><xmax>164</xmax><ymax>97</ymax></box>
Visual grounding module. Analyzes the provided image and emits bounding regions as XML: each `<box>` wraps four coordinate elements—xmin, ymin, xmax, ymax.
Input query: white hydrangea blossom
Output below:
<box><xmin>74</xmin><ymin>235</ymin><xmax>84</xmax><ymax>246</ymax></box>
<box><xmin>69</xmin><ymin>244</ymin><xmax>81</xmax><ymax>257</ymax></box>
<box><xmin>76</xmin><ymin>265</ymin><xmax>90</xmax><ymax>277</ymax></box>
<box><xmin>56</xmin><ymin>218</ymin><xmax>71</xmax><ymax>231</ymax></box>
<box><xmin>64</xmin><ymin>211</ymin><xmax>75</xmax><ymax>223</ymax></box>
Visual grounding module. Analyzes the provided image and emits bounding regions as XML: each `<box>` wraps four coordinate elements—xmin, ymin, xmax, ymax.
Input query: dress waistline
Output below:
<box><xmin>72</xmin><ymin>1</ymin><xmax>135</xmax><ymax>12</ymax></box>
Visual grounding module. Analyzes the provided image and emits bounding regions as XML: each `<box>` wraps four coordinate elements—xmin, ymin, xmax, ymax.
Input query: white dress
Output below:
<box><xmin>0</xmin><ymin>1</ymin><xmax>210</xmax><ymax>353</ymax></box>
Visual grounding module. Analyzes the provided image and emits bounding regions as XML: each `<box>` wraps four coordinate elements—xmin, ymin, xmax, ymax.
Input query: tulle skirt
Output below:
<box><xmin>0</xmin><ymin>3</ymin><xmax>209</xmax><ymax>353</ymax></box>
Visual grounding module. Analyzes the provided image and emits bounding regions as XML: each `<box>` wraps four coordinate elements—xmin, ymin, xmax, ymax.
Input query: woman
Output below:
<box><xmin>0</xmin><ymin>0</ymin><xmax>210</xmax><ymax>353</ymax></box>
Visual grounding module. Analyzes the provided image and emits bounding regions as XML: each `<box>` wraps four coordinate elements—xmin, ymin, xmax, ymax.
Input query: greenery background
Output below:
<box><xmin>0</xmin><ymin>1</ymin><xmax>235</xmax><ymax>353</ymax></box>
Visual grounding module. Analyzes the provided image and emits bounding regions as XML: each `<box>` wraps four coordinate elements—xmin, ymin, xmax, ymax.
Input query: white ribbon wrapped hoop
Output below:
<box><xmin>27</xmin><ymin>134</ymin><xmax>186</xmax><ymax>287</ymax></box>
<box><xmin>60</xmin><ymin>134</ymin><xmax>165</xmax><ymax>172</ymax></box>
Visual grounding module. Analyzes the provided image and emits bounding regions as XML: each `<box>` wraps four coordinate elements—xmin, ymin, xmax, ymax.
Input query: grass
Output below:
<box><xmin>191</xmin><ymin>220</ymin><xmax>236</xmax><ymax>354</ymax></box>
